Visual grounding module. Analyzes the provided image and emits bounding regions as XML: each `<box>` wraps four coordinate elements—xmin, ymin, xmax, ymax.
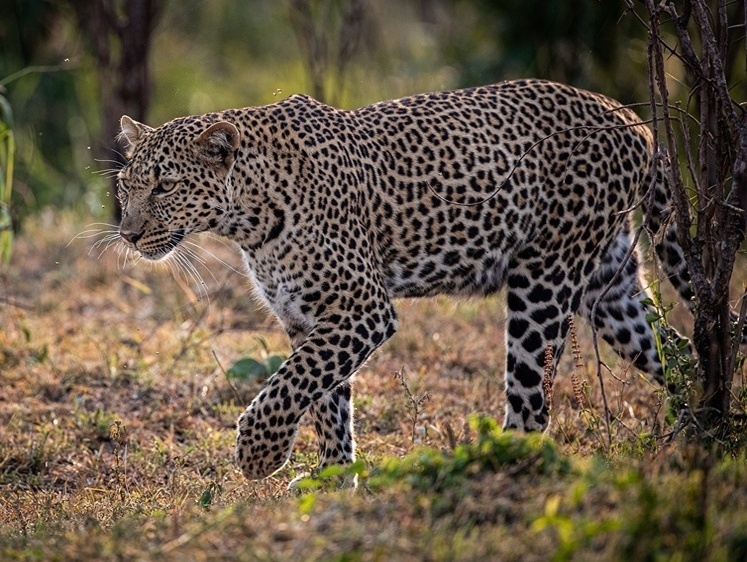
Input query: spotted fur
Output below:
<box><xmin>118</xmin><ymin>79</ymin><xmax>700</xmax><ymax>479</ymax></box>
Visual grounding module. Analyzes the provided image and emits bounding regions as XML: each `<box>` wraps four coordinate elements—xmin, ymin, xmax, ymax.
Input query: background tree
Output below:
<box><xmin>439</xmin><ymin>0</ymin><xmax>649</xmax><ymax>103</ymax></box>
<box><xmin>68</xmin><ymin>0</ymin><xmax>166</xmax><ymax>220</ymax></box>
<box><xmin>288</xmin><ymin>0</ymin><xmax>371</xmax><ymax>106</ymax></box>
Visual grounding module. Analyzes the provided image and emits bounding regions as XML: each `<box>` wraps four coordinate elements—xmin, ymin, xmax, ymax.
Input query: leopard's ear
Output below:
<box><xmin>194</xmin><ymin>122</ymin><xmax>241</xmax><ymax>169</ymax></box>
<box><xmin>118</xmin><ymin>116</ymin><xmax>152</xmax><ymax>157</ymax></box>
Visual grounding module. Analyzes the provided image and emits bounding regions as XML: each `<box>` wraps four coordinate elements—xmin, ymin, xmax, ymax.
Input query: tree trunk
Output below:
<box><xmin>69</xmin><ymin>0</ymin><xmax>165</xmax><ymax>221</ymax></box>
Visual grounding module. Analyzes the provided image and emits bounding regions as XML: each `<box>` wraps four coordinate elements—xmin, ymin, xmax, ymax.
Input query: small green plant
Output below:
<box><xmin>197</xmin><ymin>482</ymin><xmax>222</xmax><ymax>509</ymax></box>
<box><xmin>370</xmin><ymin>415</ymin><xmax>571</xmax><ymax>493</ymax></box>
<box><xmin>74</xmin><ymin>407</ymin><xmax>120</xmax><ymax>441</ymax></box>
<box><xmin>226</xmin><ymin>353</ymin><xmax>285</xmax><ymax>384</ymax></box>
<box><xmin>293</xmin><ymin>460</ymin><xmax>367</xmax><ymax>493</ymax></box>
<box><xmin>0</xmin><ymin>89</ymin><xmax>15</xmax><ymax>264</ymax></box>
<box><xmin>642</xmin><ymin>286</ymin><xmax>698</xmax><ymax>428</ymax></box>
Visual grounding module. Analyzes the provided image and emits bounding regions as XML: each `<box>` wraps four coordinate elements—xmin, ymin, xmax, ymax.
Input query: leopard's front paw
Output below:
<box><xmin>235</xmin><ymin>402</ymin><xmax>299</xmax><ymax>479</ymax></box>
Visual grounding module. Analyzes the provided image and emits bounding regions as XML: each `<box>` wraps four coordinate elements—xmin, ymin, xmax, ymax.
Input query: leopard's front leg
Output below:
<box><xmin>287</xmin><ymin>332</ymin><xmax>356</xmax><ymax>472</ymax></box>
<box><xmin>236</xmin><ymin>305</ymin><xmax>398</xmax><ymax>479</ymax></box>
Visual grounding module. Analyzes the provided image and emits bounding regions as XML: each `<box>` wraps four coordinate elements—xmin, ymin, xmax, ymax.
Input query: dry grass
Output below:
<box><xmin>1</xmin><ymin>210</ymin><xmax>746</xmax><ymax>561</ymax></box>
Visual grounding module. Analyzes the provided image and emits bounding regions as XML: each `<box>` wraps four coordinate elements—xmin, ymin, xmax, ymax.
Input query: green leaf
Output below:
<box><xmin>226</xmin><ymin>357</ymin><xmax>267</xmax><ymax>382</ymax></box>
<box><xmin>265</xmin><ymin>354</ymin><xmax>285</xmax><ymax>375</ymax></box>
<box><xmin>645</xmin><ymin>311</ymin><xmax>660</xmax><ymax>323</ymax></box>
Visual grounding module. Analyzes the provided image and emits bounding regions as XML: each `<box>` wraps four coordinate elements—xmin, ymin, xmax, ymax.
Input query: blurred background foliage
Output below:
<box><xmin>0</xmin><ymin>0</ymin><xmax>743</xmax><ymax>229</ymax></box>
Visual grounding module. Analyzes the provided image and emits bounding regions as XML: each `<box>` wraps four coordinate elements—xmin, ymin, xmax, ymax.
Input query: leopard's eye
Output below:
<box><xmin>152</xmin><ymin>180</ymin><xmax>179</xmax><ymax>197</ymax></box>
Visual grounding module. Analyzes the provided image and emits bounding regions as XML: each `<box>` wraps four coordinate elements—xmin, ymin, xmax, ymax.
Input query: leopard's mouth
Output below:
<box><xmin>137</xmin><ymin>229</ymin><xmax>186</xmax><ymax>261</ymax></box>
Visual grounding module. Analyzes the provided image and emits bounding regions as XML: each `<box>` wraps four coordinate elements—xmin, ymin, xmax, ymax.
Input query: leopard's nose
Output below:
<box><xmin>120</xmin><ymin>229</ymin><xmax>143</xmax><ymax>245</ymax></box>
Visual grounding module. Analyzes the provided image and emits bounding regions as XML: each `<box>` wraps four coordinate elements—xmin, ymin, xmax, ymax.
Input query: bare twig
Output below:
<box><xmin>645</xmin><ymin>0</ymin><xmax>706</xmax><ymax>292</ymax></box>
<box><xmin>212</xmin><ymin>349</ymin><xmax>243</xmax><ymax>406</ymax></box>
<box><xmin>426</xmin><ymin>118</ymin><xmax>657</xmax><ymax>208</ymax></box>
<box><xmin>109</xmin><ymin>420</ymin><xmax>128</xmax><ymax>499</ymax></box>
<box><xmin>727</xmin><ymin>287</ymin><xmax>747</xmax><ymax>377</ymax></box>
<box><xmin>0</xmin><ymin>295</ymin><xmax>32</xmax><ymax>310</ymax></box>
<box><xmin>394</xmin><ymin>367</ymin><xmax>430</xmax><ymax>444</ymax></box>
<box><xmin>665</xmin><ymin>407</ymin><xmax>692</xmax><ymax>445</ymax></box>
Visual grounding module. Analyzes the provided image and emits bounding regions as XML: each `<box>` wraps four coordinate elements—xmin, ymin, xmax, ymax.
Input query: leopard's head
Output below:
<box><xmin>117</xmin><ymin>115</ymin><xmax>240</xmax><ymax>260</ymax></box>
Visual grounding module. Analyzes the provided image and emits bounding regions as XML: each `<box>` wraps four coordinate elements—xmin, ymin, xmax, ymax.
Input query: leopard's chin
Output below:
<box><xmin>138</xmin><ymin>248</ymin><xmax>174</xmax><ymax>261</ymax></box>
<box><xmin>134</xmin><ymin>229</ymin><xmax>185</xmax><ymax>261</ymax></box>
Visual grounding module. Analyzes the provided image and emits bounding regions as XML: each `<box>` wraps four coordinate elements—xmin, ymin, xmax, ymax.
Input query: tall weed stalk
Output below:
<box><xmin>0</xmin><ymin>91</ymin><xmax>14</xmax><ymax>265</ymax></box>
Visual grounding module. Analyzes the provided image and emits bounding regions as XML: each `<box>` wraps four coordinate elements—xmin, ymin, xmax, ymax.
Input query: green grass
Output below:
<box><xmin>1</xmin><ymin>212</ymin><xmax>746</xmax><ymax>561</ymax></box>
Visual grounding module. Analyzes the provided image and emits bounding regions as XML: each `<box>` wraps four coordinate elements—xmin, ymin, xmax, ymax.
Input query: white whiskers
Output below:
<box><xmin>69</xmin><ymin>222</ymin><xmax>121</xmax><ymax>256</ymax></box>
<box><xmin>71</xmin><ymin>223</ymin><xmax>246</xmax><ymax>311</ymax></box>
<box><xmin>183</xmin><ymin>238</ymin><xmax>248</xmax><ymax>278</ymax></box>
<box><xmin>93</xmin><ymin>158</ymin><xmax>126</xmax><ymax>179</ymax></box>
<box><xmin>168</xmin><ymin>245</ymin><xmax>212</xmax><ymax>305</ymax></box>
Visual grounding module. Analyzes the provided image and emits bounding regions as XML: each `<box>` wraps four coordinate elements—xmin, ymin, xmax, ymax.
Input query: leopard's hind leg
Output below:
<box><xmin>309</xmin><ymin>382</ymin><xmax>356</xmax><ymax>469</ymax></box>
<box><xmin>579</xmin><ymin>229</ymin><xmax>670</xmax><ymax>385</ymax></box>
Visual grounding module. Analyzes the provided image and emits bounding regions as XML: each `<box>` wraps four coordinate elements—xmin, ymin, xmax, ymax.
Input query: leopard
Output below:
<box><xmin>116</xmin><ymin>79</ymin><xmax>712</xmax><ymax>480</ymax></box>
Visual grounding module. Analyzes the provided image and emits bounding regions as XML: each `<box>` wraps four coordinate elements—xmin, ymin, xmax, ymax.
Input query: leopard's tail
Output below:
<box><xmin>645</xmin><ymin>162</ymin><xmax>695</xmax><ymax>305</ymax></box>
<box><xmin>645</xmin><ymin>159</ymin><xmax>747</xmax><ymax>344</ymax></box>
